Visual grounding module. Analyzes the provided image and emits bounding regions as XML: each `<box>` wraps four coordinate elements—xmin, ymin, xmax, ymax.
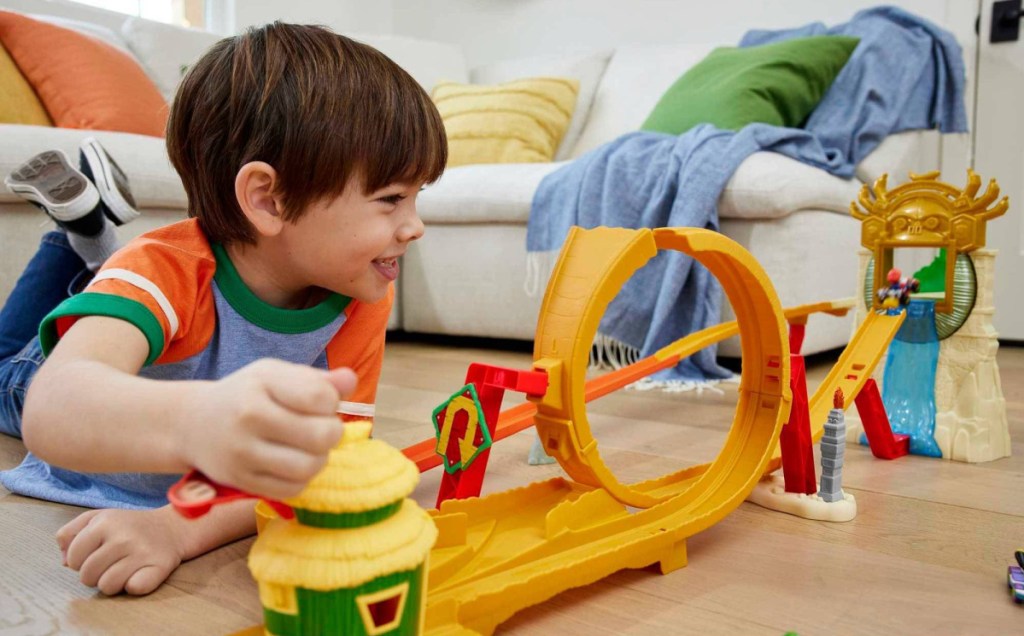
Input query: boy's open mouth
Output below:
<box><xmin>372</xmin><ymin>257</ymin><xmax>399</xmax><ymax>281</ymax></box>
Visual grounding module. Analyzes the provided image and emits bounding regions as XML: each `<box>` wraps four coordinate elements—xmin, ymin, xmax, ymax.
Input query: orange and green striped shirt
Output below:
<box><xmin>23</xmin><ymin>219</ymin><xmax>391</xmax><ymax>508</ymax></box>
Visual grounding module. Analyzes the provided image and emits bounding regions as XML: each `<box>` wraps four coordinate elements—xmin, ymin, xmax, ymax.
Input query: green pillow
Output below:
<box><xmin>640</xmin><ymin>35</ymin><xmax>860</xmax><ymax>135</ymax></box>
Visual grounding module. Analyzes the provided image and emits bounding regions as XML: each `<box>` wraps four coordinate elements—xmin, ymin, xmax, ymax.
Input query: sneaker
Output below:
<box><xmin>4</xmin><ymin>149</ymin><xmax>106</xmax><ymax>236</ymax></box>
<box><xmin>78</xmin><ymin>137</ymin><xmax>140</xmax><ymax>226</ymax></box>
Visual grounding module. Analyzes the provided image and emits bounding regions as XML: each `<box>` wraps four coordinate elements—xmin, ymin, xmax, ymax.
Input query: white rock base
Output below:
<box><xmin>746</xmin><ymin>474</ymin><xmax>857</xmax><ymax>522</ymax></box>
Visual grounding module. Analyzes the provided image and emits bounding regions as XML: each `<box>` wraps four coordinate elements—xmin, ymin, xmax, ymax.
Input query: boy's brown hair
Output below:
<box><xmin>166</xmin><ymin>22</ymin><xmax>447</xmax><ymax>244</ymax></box>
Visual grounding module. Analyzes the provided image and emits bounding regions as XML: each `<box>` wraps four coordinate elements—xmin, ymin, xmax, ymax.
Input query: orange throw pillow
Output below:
<box><xmin>0</xmin><ymin>11</ymin><xmax>167</xmax><ymax>137</ymax></box>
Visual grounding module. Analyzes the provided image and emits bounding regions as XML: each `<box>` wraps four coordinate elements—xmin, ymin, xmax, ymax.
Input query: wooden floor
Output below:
<box><xmin>1</xmin><ymin>340</ymin><xmax>1022</xmax><ymax>635</ymax></box>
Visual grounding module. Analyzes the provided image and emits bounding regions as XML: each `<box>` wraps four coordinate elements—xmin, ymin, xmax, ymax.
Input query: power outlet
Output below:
<box><xmin>991</xmin><ymin>0</ymin><xmax>1022</xmax><ymax>43</ymax></box>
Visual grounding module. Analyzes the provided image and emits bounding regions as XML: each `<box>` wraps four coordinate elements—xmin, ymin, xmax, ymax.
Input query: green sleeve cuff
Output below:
<box><xmin>38</xmin><ymin>292</ymin><xmax>166</xmax><ymax>366</ymax></box>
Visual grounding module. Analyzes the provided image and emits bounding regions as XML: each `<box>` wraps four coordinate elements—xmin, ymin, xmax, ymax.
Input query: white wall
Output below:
<box><xmin>229</xmin><ymin>0</ymin><xmax>393</xmax><ymax>33</ymax></box>
<box><xmin>221</xmin><ymin>0</ymin><xmax>977</xmax><ymax>71</ymax></box>
<box><xmin>391</xmin><ymin>0</ymin><xmax>976</xmax><ymax>67</ymax></box>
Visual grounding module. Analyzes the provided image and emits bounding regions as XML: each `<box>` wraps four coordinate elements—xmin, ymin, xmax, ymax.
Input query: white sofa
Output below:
<box><xmin>0</xmin><ymin>0</ymin><xmax>946</xmax><ymax>356</ymax></box>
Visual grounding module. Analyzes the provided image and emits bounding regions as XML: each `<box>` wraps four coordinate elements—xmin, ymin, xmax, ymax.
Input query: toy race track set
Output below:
<box><xmin>168</xmin><ymin>171</ymin><xmax>1013</xmax><ymax>635</ymax></box>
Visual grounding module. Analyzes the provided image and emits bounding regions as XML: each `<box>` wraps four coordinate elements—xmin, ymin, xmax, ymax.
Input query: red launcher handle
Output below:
<box><xmin>168</xmin><ymin>470</ymin><xmax>294</xmax><ymax>520</ymax></box>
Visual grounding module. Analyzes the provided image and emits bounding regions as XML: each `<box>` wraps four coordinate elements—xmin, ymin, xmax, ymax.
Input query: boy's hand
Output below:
<box><xmin>183</xmin><ymin>360</ymin><xmax>357</xmax><ymax>501</ymax></box>
<box><xmin>57</xmin><ymin>506</ymin><xmax>187</xmax><ymax>595</ymax></box>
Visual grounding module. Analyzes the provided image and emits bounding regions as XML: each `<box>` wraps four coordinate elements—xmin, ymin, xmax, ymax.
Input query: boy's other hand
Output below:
<box><xmin>183</xmin><ymin>360</ymin><xmax>357</xmax><ymax>500</ymax></box>
<box><xmin>57</xmin><ymin>506</ymin><xmax>187</xmax><ymax>595</ymax></box>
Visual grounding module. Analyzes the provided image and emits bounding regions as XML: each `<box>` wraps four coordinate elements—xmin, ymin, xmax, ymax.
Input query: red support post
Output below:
<box><xmin>779</xmin><ymin>352</ymin><xmax>817</xmax><ymax>494</ymax></box>
<box><xmin>435</xmin><ymin>379</ymin><xmax>503</xmax><ymax>507</ymax></box>
<box><xmin>855</xmin><ymin>378</ymin><xmax>909</xmax><ymax>460</ymax></box>
<box><xmin>435</xmin><ymin>364</ymin><xmax>548</xmax><ymax>508</ymax></box>
<box><xmin>789</xmin><ymin>320</ymin><xmax>806</xmax><ymax>356</ymax></box>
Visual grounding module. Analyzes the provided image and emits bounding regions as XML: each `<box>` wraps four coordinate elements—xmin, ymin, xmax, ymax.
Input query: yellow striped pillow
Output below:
<box><xmin>0</xmin><ymin>40</ymin><xmax>51</xmax><ymax>125</ymax></box>
<box><xmin>432</xmin><ymin>77</ymin><xmax>579</xmax><ymax>167</ymax></box>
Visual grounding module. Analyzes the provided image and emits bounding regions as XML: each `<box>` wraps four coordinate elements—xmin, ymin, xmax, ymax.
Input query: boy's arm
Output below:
<box><xmin>23</xmin><ymin>315</ymin><xmax>354</xmax><ymax>500</ymax></box>
<box><xmin>23</xmin><ymin>315</ymin><xmax>197</xmax><ymax>474</ymax></box>
<box><xmin>176</xmin><ymin>498</ymin><xmax>258</xmax><ymax>560</ymax></box>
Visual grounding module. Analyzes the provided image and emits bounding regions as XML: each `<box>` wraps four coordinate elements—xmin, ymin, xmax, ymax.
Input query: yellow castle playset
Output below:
<box><xmin>846</xmin><ymin>170</ymin><xmax>1009</xmax><ymax>462</ymax></box>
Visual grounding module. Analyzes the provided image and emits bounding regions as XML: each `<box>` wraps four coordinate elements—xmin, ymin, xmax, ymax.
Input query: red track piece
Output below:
<box><xmin>855</xmin><ymin>378</ymin><xmax>909</xmax><ymax>459</ymax></box>
<box><xmin>778</xmin><ymin>353</ymin><xmax>817</xmax><ymax>494</ymax></box>
<box><xmin>434</xmin><ymin>364</ymin><xmax>548</xmax><ymax>507</ymax></box>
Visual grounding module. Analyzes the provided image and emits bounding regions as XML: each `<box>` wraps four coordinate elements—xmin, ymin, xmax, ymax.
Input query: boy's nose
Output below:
<box><xmin>400</xmin><ymin>209</ymin><xmax>425</xmax><ymax>243</ymax></box>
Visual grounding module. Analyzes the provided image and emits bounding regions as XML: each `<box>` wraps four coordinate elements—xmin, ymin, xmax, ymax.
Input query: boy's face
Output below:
<box><xmin>280</xmin><ymin>177</ymin><xmax>425</xmax><ymax>303</ymax></box>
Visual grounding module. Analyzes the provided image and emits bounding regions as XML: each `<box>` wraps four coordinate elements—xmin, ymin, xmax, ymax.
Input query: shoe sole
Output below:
<box><xmin>4</xmin><ymin>150</ymin><xmax>100</xmax><ymax>222</ymax></box>
<box><xmin>80</xmin><ymin>137</ymin><xmax>139</xmax><ymax>226</ymax></box>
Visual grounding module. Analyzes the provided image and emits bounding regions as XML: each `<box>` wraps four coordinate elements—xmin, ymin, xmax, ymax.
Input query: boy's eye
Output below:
<box><xmin>379</xmin><ymin>194</ymin><xmax>406</xmax><ymax>205</ymax></box>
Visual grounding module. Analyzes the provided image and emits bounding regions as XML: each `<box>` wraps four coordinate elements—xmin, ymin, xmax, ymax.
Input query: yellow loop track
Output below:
<box><xmin>531</xmin><ymin>227</ymin><xmax>791</xmax><ymax>508</ymax></box>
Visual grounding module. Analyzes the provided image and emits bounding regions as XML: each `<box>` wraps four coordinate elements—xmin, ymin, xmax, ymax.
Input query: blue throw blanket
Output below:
<box><xmin>526</xmin><ymin>6</ymin><xmax>967</xmax><ymax>385</ymax></box>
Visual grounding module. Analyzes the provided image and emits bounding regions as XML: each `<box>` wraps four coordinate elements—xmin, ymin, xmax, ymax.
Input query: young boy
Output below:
<box><xmin>0</xmin><ymin>22</ymin><xmax>446</xmax><ymax>596</ymax></box>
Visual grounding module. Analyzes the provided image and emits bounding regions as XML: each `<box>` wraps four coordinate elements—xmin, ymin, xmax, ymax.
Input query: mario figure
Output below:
<box><xmin>877</xmin><ymin>267</ymin><xmax>920</xmax><ymax>313</ymax></box>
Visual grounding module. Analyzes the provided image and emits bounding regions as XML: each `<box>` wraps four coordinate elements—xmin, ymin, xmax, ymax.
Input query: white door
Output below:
<box><xmin>974</xmin><ymin>0</ymin><xmax>1024</xmax><ymax>339</ymax></box>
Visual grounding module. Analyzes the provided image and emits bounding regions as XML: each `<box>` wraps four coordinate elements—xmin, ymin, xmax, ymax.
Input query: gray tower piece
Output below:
<box><xmin>817</xmin><ymin>405</ymin><xmax>846</xmax><ymax>502</ymax></box>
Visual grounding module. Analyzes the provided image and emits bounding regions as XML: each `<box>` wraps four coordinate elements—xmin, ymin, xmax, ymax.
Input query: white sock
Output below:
<box><xmin>67</xmin><ymin>218</ymin><xmax>120</xmax><ymax>271</ymax></box>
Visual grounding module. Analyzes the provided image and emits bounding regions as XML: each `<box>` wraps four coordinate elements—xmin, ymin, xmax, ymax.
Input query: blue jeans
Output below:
<box><xmin>0</xmin><ymin>231</ymin><xmax>90</xmax><ymax>439</ymax></box>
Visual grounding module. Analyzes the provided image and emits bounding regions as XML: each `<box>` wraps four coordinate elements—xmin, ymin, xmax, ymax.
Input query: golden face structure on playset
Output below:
<box><xmin>852</xmin><ymin>169</ymin><xmax>1007</xmax><ymax>315</ymax></box>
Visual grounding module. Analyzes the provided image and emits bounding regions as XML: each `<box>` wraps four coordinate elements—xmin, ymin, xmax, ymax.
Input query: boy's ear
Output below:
<box><xmin>235</xmin><ymin>162</ymin><xmax>286</xmax><ymax>237</ymax></box>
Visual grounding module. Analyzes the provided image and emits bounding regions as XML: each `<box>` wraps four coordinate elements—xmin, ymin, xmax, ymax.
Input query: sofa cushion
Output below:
<box><xmin>570</xmin><ymin>42</ymin><xmax>716</xmax><ymax>159</ymax></box>
<box><xmin>121</xmin><ymin>17</ymin><xmax>220</xmax><ymax>103</ymax></box>
<box><xmin>641</xmin><ymin>36</ymin><xmax>859</xmax><ymax>135</ymax></box>
<box><xmin>855</xmin><ymin>130</ymin><xmax>941</xmax><ymax>185</ymax></box>
<box><xmin>718</xmin><ymin>152</ymin><xmax>861</xmax><ymax>219</ymax></box>
<box><xmin>417</xmin><ymin>152</ymin><xmax>859</xmax><ymax>225</ymax></box>
<box><xmin>717</xmin><ymin>210</ymin><xmax>859</xmax><ymax>357</ymax></box>
<box><xmin>418</xmin><ymin>162</ymin><xmax>566</xmax><ymax>224</ymax></box>
<box><xmin>0</xmin><ymin>11</ymin><xmax>167</xmax><ymax>137</ymax></box>
<box><xmin>0</xmin><ymin>41</ymin><xmax>51</xmax><ymax>125</ymax></box>
<box><xmin>348</xmin><ymin>33</ymin><xmax>468</xmax><ymax>91</ymax></box>
<box><xmin>471</xmin><ymin>50</ymin><xmax>612</xmax><ymax>162</ymax></box>
<box><xmin>0</xmin><ymin>125</ymin><xmax>186</xmax><ymax>210</ymax></box>
<box><xmin>433</xmin><ymin>78</ymin><xmax>579</xmax><ymax>167</ymax></box>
